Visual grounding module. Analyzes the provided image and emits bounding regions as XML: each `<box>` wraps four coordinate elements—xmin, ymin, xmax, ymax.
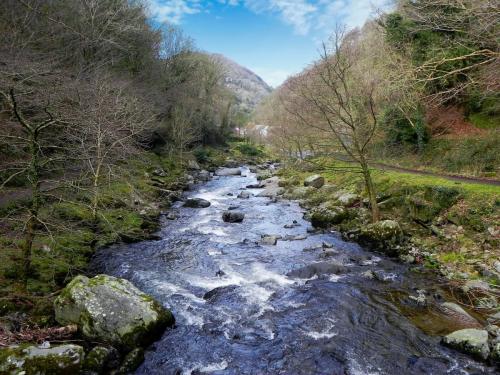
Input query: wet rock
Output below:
<box><xmin>287</xmin><ymin>262</ymin><xmax>347</xmax><ymax>279</ymax></box>
<box><xmin>261</xmin><ymin>235</ymin><xmax>281</xmax><ymax>245</ymax></box>
<box><xmin>442</xmin><ymin>329</ymin><xmax>490</xmax><ymax>360</ymax></box>
<box><xmin>238</xmin><ymin>191</ymin><xmax>251</xmax><ymax>199</ymax></box>
<box><xmin>358</xmin><ymin>220</ymin><xmax>403</xmax><ymax>255</ymax></box>
<box><xmin>246</xmin><ymin>183</ymin><xmax>264</xmax><ymax>189</ymax></box>
<box><xmin>439</xmin><ymin>302</ymin><xmax>481</xmax><ymax>328</ymax></box>
<box><xmin>282</xmin><ymin>235</ymin><xmax>307</xmax><ymax>241</ymax></box>
<box><xmin>228</xmin><ymin>205</ymin><xmax>240</xmax><ymax>211</ymax></box>
<box><xmin>84</xmin><ymin>345</ymin><xmax>120</xmax><ymax>373</ymax></box>
<box><xmin>203</xmin><ymin>285</ymin><xmax>239</xmax><ymax>301</ymax></box>
<box><xmin>215</xmin><ymin>270</ymin><xmax>225</xmax><ymax>277</ymax></box>
<box><xmin>222</xmin><ymin>211</ymin><xmax>245</xmax><ymax>223</ymax></box>
<box><xmin>54</xmin><ymin>274</ymin><xmax>174</xmax><ymax>350</ymax></box>
<box><xmin>0</xmin><ymin>344</ymin><xmax>84</xmax><ymax>374</ymax></box>
<box><xmin>304</xmin><ymin>175</ymin><xmax>325</xmax><ymax>189</ymax></box>
<box><xmin>183</xmin><ymin>198</ymin><xmax>211</xmax><ymax>208</ymax></box>
<box><xmin>361</xmin><ymin>270</ymin><xmax>376</xmax><ymax>279</ymax></box>
<box><xmin>306</xmin><ymin>226</ymin><xmax>317</xmax><ymax>234</ymax></box>
<box><xmin>257</xmin><ymin>187</ymin><xmax>285</xmax><ymax>198</ymax></box>
<box><xmin>166</xmin><ymin>212</ymin><xmax>178</xmax><ymax>220</ymax></box>
<box><xmin>118</xmin><ymin>347</ymin><xmax>144</xmax><ymax>373</ymax></box>
<box><xmin>198</xmin><ymin>170</ymin><xmax>211</xmax><ymax>182</ymax></box>
<box><xmin>310</xmin><ymin>205</ymin><xmax>348</xmax><ymax>228</ymax></box>
<box><xmin>215</xmin><ymin>168</ymin><xmax>241</xmax><ymax>176</ymax></box>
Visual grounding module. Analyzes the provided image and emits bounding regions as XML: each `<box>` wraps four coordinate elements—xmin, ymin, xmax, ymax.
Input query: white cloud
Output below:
<box><xmin>245</xmin><ymin>0</ymin><xmax>317</xmax><ymax>35</ymax></box>
<box><xmin>147</xmin><ymin>0</ymin><xmax>392</xmax><ymax>35</ymax></box>
<box><xmin>147</xmin><ymin>0</ymin><xmax>202</xmax><ymax>24</ymax></box>
<box><xmin>251</xmin><ymin>67</ymin><xmax>292</xmax><ymax>88</ymax></box>
<box><xmin>318</xmin><ymin>0</ymin><xmax>391</xmax><ymax>32</ymax></box>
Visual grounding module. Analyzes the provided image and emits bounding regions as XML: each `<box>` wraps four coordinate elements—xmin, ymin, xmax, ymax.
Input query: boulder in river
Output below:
<box><xmin>183</xmin><ymin>198</ymin><xmax>211</xmax><ymax>208</ymax></box>
<box><xmin>215</xmin><ymin>168</ymin><xmax>241</xmax><ymax>176</ymax></box>
<box><xmin>310</xmin><ymin>205</ymin><xmax>348</xmax><ymax>228</ymax></box>
<box><xmin>222</xmin><ymin>211</ymin><xmax>245</xmax><ymax>223</ymax></box>
<box><xmin>261</xmin><ymin>235</ymin><xmax>281</xmax><ymax>245</ymax></box>
<box><xmin>442</xmin><ymin>328</ymin><xmax>490</xmax><ymax>360</ymax></box>
<box><xmin>287</xmin><ymin>262</ymin><xmax>347</xmax><ymax>279</ymax></box>
<box><xmin>54</xmin><ymin>274</ymin><xmax>174</xmax><ymax>350</ymax></box>
<box><xmin>0</xmin><ymin>344</ymin><xmax>84</xmax><ymax>374</ymax></box>
<box><xmin>304</xmin><ymin>175</ymin><xmax>325</xmax><ymax>189</ymax></box>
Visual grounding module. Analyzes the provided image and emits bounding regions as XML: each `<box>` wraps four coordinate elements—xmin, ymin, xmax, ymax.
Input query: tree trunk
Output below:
<box><xmin>360</xmin><ymin>158</ymin><xmax>380</xmax><ymax>223</ymax></box>
<box><xmin>22</xmin><ymin>130</ymin><xmax>41</xmax><ymax>285</ymax></box>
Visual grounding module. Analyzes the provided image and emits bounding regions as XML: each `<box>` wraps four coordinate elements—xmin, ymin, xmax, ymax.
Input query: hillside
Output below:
<box><xmin>211</xmin><ymin>53</ymin><xmax>273</xmax><ymax>113</ymax></box>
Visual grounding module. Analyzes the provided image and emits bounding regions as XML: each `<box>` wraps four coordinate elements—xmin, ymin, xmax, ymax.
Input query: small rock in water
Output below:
<box><xmin>261</xmin><ymin>235</ymin><xmax>281</xmax><ymax>245</ymax></box>
<box><xmin>118</xmin><ymin>348</ymin><xmax>145</xmax><ymax>373</ymax></box>
<box><xmin>222</xmin><ymin>211</ymin><xmax>245</xmax><ymax>223</ymax></box>
<box><xmin>227</xmin><ymin>192</ymin><xmax>234</xmax><ymax>196</ymax></box>
<box><xmin>246</xmin><ymin>183</ymin><xmax>264</xmax><ymax>189</ymax></box>
<box><xmin>238</xmin><ymin>191</ymin><xmax>251</xmax><ymax>199</ymax></box>
<box><xmin>183</xmin><ymin>198</ymin><xmax>211</xmax><ymax>208</ymax></box>
<box><xmin>361</xmin><ymin>270</ymin><xmax>376</xmax><ymax>279</ymax></box>
<box><xmin>166</xmin><ymin>212</ymin><xmax>177</xmax><ymax>220</ymax></box>
<box><xmin>215</xmin><ymin>270</ymin><xmax>225</xmax><ymax>277</ymax></box>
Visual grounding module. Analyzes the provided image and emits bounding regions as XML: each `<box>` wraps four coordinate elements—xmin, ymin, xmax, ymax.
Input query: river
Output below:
<box><xmin>91</xmin><ymin>167</ymin><xmax>494</xmax><ymax>374</ymax></box>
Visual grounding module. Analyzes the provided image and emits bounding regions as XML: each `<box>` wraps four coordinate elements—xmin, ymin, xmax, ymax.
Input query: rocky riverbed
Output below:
<box><xmin>88</xmin><ymin>165</ymin><xmax>497</xmax><ymax>374</ymax></box>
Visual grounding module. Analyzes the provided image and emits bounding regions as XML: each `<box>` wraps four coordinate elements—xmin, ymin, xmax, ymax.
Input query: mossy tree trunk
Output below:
<box><xmin>1</xmin><ymin>88</ymin><xmax>56</xmax><ymax>286</ymax></box>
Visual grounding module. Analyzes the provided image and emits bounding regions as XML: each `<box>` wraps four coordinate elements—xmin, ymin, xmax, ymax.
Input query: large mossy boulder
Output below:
<box><xmin>358</xmin><ymin>220</ymin><xmax>403</xmax><ymax>255</ymax></box>
<box><xmin>310</xmin><ymin>205</ymin><xmax>348</xmax><ymax>228</ymax></box>
<box><xmin>54</xmin><ymin>275</ymin><xmax>174</xmax><ymax>350</ymax></box>
<box><xmin>407</xmin><ymin>186</ymin><xmax>460</xmax><ymax>223</ymax></box>
<box><xmin>442</xmin><ymin>329</ymin><xmax>490</xmax><ymax>360</ymax></box>
<box><xmin>304</xmin><ymin>175</ymin><xmax>325</xmax><ymax>189</ymax></box>
<box><xmin>0</xmin><ymin>344</ymin><xmax>84</xmax><ymax>375</ymax></box>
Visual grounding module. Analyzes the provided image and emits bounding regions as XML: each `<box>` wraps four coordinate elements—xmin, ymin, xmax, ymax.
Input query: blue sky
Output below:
<box><xmin>147</xmin><ymin>1</ymin><xmax>392</xmax><ymax>87</ymax></box>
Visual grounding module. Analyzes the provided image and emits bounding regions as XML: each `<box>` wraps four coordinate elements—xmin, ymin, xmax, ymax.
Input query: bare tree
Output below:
<box><xmin>67</xmin><ymin>75</ymin><xmax>154</xmax><ymax>221</ymax></box>
<box><xmin>285</xmin><ymin>27</ymin><xmax>383</xmax><ymax>222</ymax></box>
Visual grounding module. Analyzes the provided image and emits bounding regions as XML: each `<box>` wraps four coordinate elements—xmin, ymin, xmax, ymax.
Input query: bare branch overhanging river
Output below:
<box><xmin>91</xmin><ymin>167</ymin><xmax>495</xmax><ymax>375</ymax></box>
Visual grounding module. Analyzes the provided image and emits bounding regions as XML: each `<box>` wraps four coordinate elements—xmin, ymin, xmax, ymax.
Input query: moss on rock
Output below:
<box><xmin>54</xmin><ymin>274</ymin><xmax>174</xmax><ymax>350</ymax></box>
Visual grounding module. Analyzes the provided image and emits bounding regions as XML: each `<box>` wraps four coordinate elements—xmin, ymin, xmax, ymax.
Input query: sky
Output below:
<box><xmin>146</xmin><ymin>1</ymin><xmax>392</xmax><ymax>87</ymax></box>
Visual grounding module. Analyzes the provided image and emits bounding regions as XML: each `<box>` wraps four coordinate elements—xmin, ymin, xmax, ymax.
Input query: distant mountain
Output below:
<box><xmin>210</xmin><ymin>53</ymin><xmax>273</xmax><ymax>113</ymax></box>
